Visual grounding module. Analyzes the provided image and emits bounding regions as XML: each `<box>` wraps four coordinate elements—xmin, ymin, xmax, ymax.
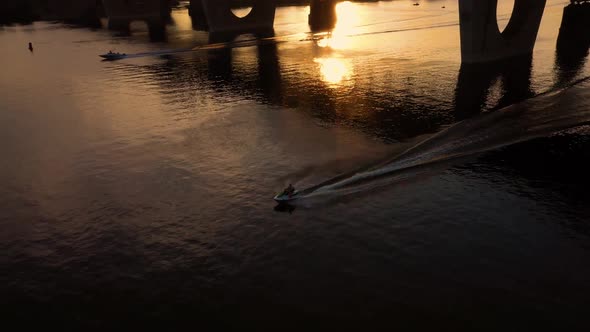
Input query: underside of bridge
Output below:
<box><xmin>189</xmin><ymin>0</ymin><xmax>276</xmax><ymax>33</ymax></box>
<box><xmin>101</xmin><ymin>0</ymin><xmax>169</xmax><ymax>21</ymax></box>
<box><xmin>458</xmin><ymin>0</ymin><xmax>547</xmax><ymax>63</ymax></box>
<box><xmin>101</xmin><ymin>0</ymin><xmax>171</xmax><ymax>30</ymax></box>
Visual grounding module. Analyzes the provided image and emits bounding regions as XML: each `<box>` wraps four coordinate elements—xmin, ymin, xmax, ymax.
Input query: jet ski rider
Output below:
<box><xmin>283</xmin><ymin>184</ymin><xmax>295</xmax><ymax>196</ymax></box>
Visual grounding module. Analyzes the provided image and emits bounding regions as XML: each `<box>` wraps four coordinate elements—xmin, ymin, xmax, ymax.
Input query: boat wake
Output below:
<box><xmin>99</xmin><ymin>36</ymin><xmax>286</xmax><ymax>61</ymax></box>
<box><xmin>292</xmin><ymin>77</ymin><xmax>590</xmax><ymax>203</ymax></box>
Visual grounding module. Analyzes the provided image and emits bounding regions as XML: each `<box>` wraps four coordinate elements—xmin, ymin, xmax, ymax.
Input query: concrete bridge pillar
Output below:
<box><xmin>309</xmin><ymin>0</ymin><xmax>337</xmax><ymax>31</ymax></box>
<box><xmin>555</xmin><ymin>2</ymin><xmax>590</xmax><ymax>87</ymax></box>
<box><xmin>107</xmin><ymin>18</ymin><xmax>130</xmax><ymax>31</ymax></box>
<box><xmin>458</xmin><ymin>0</ymin><xmax>547</xmax><ymax>63</ymax></box>
<box><xmin>191</xmin><ymin>0</ymin><xmax>276</xmax><ymax>33</ymax></box>
<box><xmin>557</xmin><ymin>2</ymin><xmax>590</xmax><ymax>51</ymax></box>
<box><xmin>188</xmin><ymin>0</ymin><xmax>209</xmax><ymax>30</ymax></box>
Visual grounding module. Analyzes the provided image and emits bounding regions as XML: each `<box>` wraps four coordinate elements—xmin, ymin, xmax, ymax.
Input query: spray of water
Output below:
<box><xmin>298</xmin><ymin>77</ymin><xmax>590</xmax><ymax>201</ymax></box>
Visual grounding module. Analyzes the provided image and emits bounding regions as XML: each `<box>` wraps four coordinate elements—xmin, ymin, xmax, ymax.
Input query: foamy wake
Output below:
<box><xmin>302</xmin><ymin>77</ymin><xmax>590</xmax><ymax>200</ymax></box>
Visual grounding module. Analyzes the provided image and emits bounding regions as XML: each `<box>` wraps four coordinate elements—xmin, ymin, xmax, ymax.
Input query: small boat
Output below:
<box><xmin>273</xmin><ymin>190</ymin><xmax>300</xmax><ymax>203</ymax></box>
<box><xmin>99</xmin><ymin>52</ymin><xmax>127</xmax><ymax>60</ymax></box>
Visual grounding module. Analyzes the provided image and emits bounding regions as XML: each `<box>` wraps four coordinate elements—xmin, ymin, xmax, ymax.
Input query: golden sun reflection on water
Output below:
<box><xmin>171</xmin><ymin>10</ymin><xmax>193</xmax><ymax>31</ymax></box>
<box><xmin>314</xmin><ymin>57</ymin><xmax>353</xmax><ymax>87</ymax></box>
<box><xmin>316</xmin><ymin>1</ymin><xmax>362</xmax><ymax>50</ymax></box>
<box><xmin>313</xmin><ymin>2</ymin><xmax>360</xmax><ymax>87</ymax></box>
<box><xmin>334</xmin><ymin>1</ymin><xmax>362</xmax><ymax>36</ymax></box>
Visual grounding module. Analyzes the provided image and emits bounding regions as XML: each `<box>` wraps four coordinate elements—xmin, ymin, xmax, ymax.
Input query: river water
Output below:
<box><xmin>1</xmin><ymin>0</ymin><xmax>589</xmax><ymax>330</ymax></box>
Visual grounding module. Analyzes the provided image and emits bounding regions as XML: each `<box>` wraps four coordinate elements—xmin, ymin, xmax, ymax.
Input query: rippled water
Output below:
<box><xmin>1</xmin><ymin>0</ymin><xmax>590</xmax><ymax>330</ymax></box>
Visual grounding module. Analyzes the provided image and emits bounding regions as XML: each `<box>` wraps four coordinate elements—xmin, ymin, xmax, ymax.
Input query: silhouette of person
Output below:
<box><xmin>28</xmin><ymin>42</ymin><xmax>33</xmax><ymax>52</ymax></box>
<box><xmin>284</xmin><ymin>184</ymin><xmax>295</xmax><ymax>196</ymax></box>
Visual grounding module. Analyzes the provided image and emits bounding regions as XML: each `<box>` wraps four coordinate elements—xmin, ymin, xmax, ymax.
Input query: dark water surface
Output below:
<box><xmin>1</xmin><ymin>1</ymin><xmax>590</xmax><ymax>330</ymax></box>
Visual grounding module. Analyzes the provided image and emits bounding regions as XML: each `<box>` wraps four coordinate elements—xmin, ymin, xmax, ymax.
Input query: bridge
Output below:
<box><xmin>109</xmin><ymin>11</ymin><xmax>588</xmax><ymax>143</ymax></box>
<box><xmin>96</xmin><ymin>0</ymin><xmax>589</xmax><ymax>64</ymax></box>
<box><xmin>99</xmin><ymin>0</ymin><xmax>588</xmax><ymax>131</ymax></box>
<box><xmin>9</xmin><ymin>0</ymin><xmax>583</xmax><ymax>64</ymax></box>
